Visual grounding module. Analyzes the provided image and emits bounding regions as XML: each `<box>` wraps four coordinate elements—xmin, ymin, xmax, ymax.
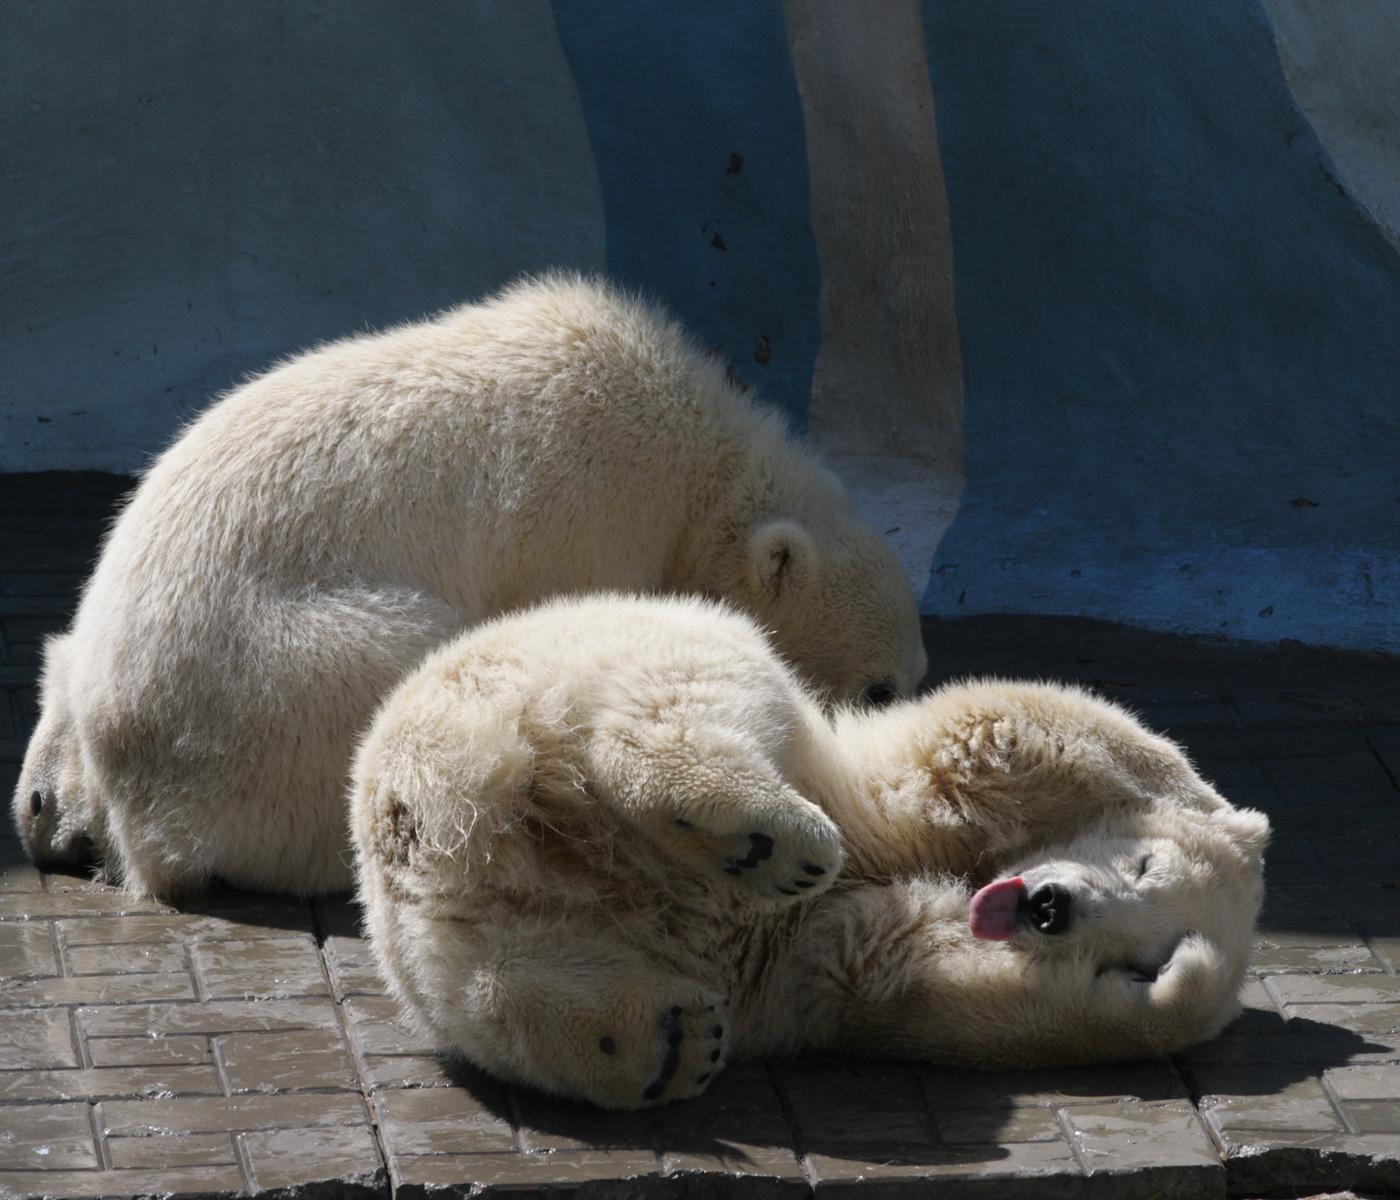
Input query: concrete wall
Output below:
<box><xmin>3</xmin><ymin>1</ymin><xmax>1398</xmax><ymax>652</ymax></box>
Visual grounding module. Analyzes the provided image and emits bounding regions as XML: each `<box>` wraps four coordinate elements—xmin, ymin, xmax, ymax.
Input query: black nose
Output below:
<box><xmin>1027</xmin><ymin>882</ymin><xmax>1072</xmax><ymax>934</ymax></box>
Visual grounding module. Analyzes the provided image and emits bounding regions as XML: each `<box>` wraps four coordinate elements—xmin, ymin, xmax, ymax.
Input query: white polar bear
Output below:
<box><xmin>350</xmin><ymin>594</ymin><xmax>1270</xmax><ymax>1111</ymax></box>
<box><xmin>12</xmin><ymin>275</ymin><xmax>924</xmax><ymax>897</ymax></box>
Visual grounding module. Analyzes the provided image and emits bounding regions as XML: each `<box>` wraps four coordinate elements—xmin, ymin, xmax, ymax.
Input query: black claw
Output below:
<box><xmin>748</xmin><ymin>833</ymin><xmax>774</xmax><ymax>860</ymax></box>
<box><xmin>724</xmin><ymin>866</ymin><xmax>742</xmax><ymax>876</ymax></box>
<box><xmin>710</xmin><ymin>1049</ymin><xmax>721</xmax><ymax>1063</ymax></box>
<box><xmin>599</xmin><ymin>1036</ymin><xmax>616</xmax><ymax>1055</ymax></box>
<box><xmin>644</xmin><ymin>1083</ymin><xmax>662</xmax><ymax>1101</ymax></box>
<box><xmin>794</xmin><ymin>880</ymin><xmax>815</xmax><ymax>889</ymax></box>
<box><xmin>668</xmin><ymin>1028</ymin><xmax>683</xmax><ymax>1047</ymax></box>
<box><xmin>777</xmin><ymin>887</ymin><xmax>798</xmax><ymax>896</ymax></box>
<box><xmin>669</xmin><ymin>1006</ymin><xmax>682</xmax><ymax>1018</ymax></box>
<box><xmin>800</xmin><ymin>862</ymin><xmax>826</xmax><ymax>876</ymax></box>
<box><xmin>711</xmin><ymin>1025</ymin><xmax>724</xmax><ymax>1039</ymax></box>
<box><xmin>696</xmin><ymin>1072</ymin><xmax>711</xmax><ymax>1085</ymax></box>
<box><xmin>674</xmin><ymin>818</ymin><xmax>693</xmax><ymax>828</ymax></box>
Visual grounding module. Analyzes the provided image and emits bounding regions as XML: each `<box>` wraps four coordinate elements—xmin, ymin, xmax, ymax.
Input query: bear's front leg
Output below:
<box><xmin>585</xmin><ymin>720</ymin><xmax>843</xmax><ymax>903</ymax></box>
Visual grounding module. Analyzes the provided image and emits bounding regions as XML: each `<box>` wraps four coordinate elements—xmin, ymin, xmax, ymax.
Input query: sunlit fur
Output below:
<box><xmin>350</xmin><ymin>594</ymin><xmax>1269</xmax><ymax>1110</ymax></box>
<box><xmin>10</xmin><ymin>275</ymin><xmax>922</xmax><ymax>894</ymax></box>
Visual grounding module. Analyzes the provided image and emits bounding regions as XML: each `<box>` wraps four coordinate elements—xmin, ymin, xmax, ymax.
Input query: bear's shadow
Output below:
<box><xmin>431</xmin><ymin>1013</ymin><xmax>1382</xmax><ymax>1171</ymax></box>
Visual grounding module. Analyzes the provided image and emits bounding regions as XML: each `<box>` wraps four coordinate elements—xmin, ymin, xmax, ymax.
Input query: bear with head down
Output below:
<box><xmin>13</xmin><ymin>275</ymin><xmax>923</xmax><ymax>898</ymax></box>
<box><xmin>351</xmin><ymin>593</ymin><xmax>1269</xmax><ymax>1110</ymax></box>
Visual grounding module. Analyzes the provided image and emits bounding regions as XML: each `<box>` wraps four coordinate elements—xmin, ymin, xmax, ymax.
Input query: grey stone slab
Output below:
<box><xmin>806</xmin><ymin>1141</ymin><xmax>1083</xmax><ymax>1199</ymax></box>
<box><xmin>778</xmin><ymin>1062</ymin><xmax>933</xmax><ymax>1150</ymax></box>
<box><xmin>1258</xmin><ymin>753</ymin><xmax>1399</xmax><ymax>807</ymax></box>
<box><xmin>100</xmin><ymin>1090</ymin><xmax>367</xmax><ymax>1137</ymax></box>
<box><xmin>343</xmin><ymin>993</ymin><xmax>438</xmax><ymax>1055</ymax></box>
<box><xmin>1325</xmin><ymin>1064</ymin><xmax>1400</xmax><ymax>1100</ymax></box>
<box><xmin>105</xmin><ymin>1131</ymin><xmax>238</xmax><ymax>1169</ymax></box>
<box><xmin>0</xmin><ymin>1008</ymin><xmax>78</xmax><ymax>1070</ymax></box>
<box><xmin>1063</xmin><ymin>1100</ymin><xmax>1223</xmax><ymax>1196</ymax></box>
<box><xmin>1269</xmin><ymin>973</ymin><xmax>1400</xmax><ymax>1006</ymax></box>
<box><xmin>374</xmin><ymin>1082</ymin><xmax>517</xmax><ymax>1157</ymax></box>
<box><xmin>0</xmin><ymin>892</ymin><xmax>170</xmax><ymax>920</ymax></box>
<box><xmin>0</xmin><ymin>1101</ymin><xmax>98</xmax><ymax>1169</ymax></box>
<box><xmin>65</xmin><ymin>941</ymin><xmax>188</xmax><ymax>976</ymax></box>
<box><xmin>390</xmin><ymin>1150</ymin><xmax>662</xmax><ymax>1198</ymax></box>
<box><xmin>56</xmin><ymin>908</ymin><xmax>312</xmax><ymax>946</ymax></box>
<box><xmin>361</xmin><ymin>1054</ymin><xmax>459</xmax><ymax>1091</ymax></box>
<box><xmin>935</xmin><ymin>1105</ymin><xmax>1063</xmax><ymax>1144</ymax></box>
<box><xmin>322</xmin><ymin>932</ymin><xmax>387</xmax><ymax>998</ymax></box>
<box><xmin>1251</xmin><ymin>942</ymin><xmax>1381</xmax><ymax>975</ymax></box>
<box><xmin>1344</xmin><ymin>1101</ymin><xmax>1400</xmax><ymax>1134</ymax></box>
<box><xmin>1218</xmin><ymin>1131</ymin><xmax>1400</xmax><ymax>1197</ymax></box>
<box><xmin>76</xmin><ymin>997</ymin><xmax>341</xmax><ymax>1038</ymax></box>
<box><xmin>922</xmin><ymin>1061</ymin><xmax>1187</xmax><ymax>1109</ymax></box>
<box><xmin>241</xmin><ymin>1123</ymin><xmax>386</xmax><ymax>1196</ymax></box>
<box><xmin>216</xmin><ymin>1027</ymin><xmax>357</xmax><ymax>1093</ymax></box>
<box><xmin>0</xmin><ymin>922</ymin><xmax>58</xmax><ymax>978</ymax></box>
<box><xmin>0</xmin><ymin>972</ymin><xmax>196</xmax><ymax>1008</ymax></box>
<box><xmin>192</xmin><ymin>935</ymin><xmax>329</xmax><ymax>1000</ymax></box>
<box><xmin>0</xmin><ymin>1065</ymin><xmax>222</xmax><ymax>1102</ymax></box>
<box><xmin>0</xmin><ymin>1165</ymin><xmax>247</xmax><ymax>1197</ymax></box>
<box><xmin>85</xmin><ymin>1035</ymin><xmax>212</xmax><ymax>1068</ymax></box>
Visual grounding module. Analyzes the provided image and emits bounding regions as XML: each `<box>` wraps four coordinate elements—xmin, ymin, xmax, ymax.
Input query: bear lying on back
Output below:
<box><xmin>351</xmin><ymin>594</ymin><xmax>1270</xmax><ymax>1110</ymax></box>
<box><xmin>14</xmin><ymin>275</ymin><xmax>923</xmax><ymax>897</ymax></box>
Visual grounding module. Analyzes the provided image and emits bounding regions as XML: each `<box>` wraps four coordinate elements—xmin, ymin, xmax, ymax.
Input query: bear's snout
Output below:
<box><xmin>1026</xmin><ymin>882</ymin><xmax>1072</xmax><ymax>935</ymax></box>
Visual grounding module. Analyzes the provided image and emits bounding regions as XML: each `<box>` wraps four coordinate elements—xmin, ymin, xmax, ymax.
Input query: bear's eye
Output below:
<box><xmin>1136</xmin><ymin>854</ymin><xmax>1153</xmax><ymax>879</ymax></box>
<box><xmin>861</xmin><ymin>680</ymin><xmax>897</xmax><ymax>709</ymax></box>
<box><xmin>30</xmin><ymin>791</ymin><xmax>44</xmax><ymax>817</ymax></box>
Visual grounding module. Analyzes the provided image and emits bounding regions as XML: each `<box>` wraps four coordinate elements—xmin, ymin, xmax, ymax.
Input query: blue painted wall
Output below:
<box><xmin>919</xmin><ymin>1</ymin><xmax>1400</xmax><ymax>650</ymax></box>
<box><xmin>3</xmin><ymin>0</ymin><xmax>1398</xmax><ymax>652</ymax></box>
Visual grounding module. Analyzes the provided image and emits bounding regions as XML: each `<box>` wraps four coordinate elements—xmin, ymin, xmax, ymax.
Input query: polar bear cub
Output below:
<box><xmin>350</xmin><ymin>594</ymin><xmax>1270</xmax><ymax>1110</ymax></box>
<box><xmin>13</xmin><ymin>275</ymin><xmax>923</xmax><ymax>897</ymax></box>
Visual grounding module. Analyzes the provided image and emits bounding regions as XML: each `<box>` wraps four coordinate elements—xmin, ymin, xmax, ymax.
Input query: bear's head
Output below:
<box><xmin>967</xmin><ymin>798</ymin><xmax>1270</xmax><ymax>1052</ymax></box>
<box><xmin>739</xmin><ymin>514</ymin><xmax>926</xmax><ymax>709</ymax></box>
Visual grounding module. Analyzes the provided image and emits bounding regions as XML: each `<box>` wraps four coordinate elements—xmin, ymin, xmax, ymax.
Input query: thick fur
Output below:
<box><xmin>11</xmin><ymin>276</ymin><xmax>923</xmax><ymax>895</ymax></box>
<box><xmin>350</xmin><ymin>595</ymin><xmax>1270</xmax><ymax>1110</ymax></box>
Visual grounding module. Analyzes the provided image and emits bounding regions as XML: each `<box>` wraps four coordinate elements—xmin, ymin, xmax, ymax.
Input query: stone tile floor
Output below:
<box><xmin>1</xmin><ymin>473</ymin><xmax>1397</xmax><ymax>1198</ymax></box>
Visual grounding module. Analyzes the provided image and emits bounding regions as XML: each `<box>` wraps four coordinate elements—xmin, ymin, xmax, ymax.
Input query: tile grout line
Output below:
<box><xmin>310</xmin><ymin>898</ymin><xmax>393</xmax><ymax>1198</ymax></box>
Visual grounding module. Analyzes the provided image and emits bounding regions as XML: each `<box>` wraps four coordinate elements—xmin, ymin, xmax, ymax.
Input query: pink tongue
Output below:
<box><xmin>969</xmin><ymin>877</ymin><xmax>1026</xmax><ymax>941</ymax></box>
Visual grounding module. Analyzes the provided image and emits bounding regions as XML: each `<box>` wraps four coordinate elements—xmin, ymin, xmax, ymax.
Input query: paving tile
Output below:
<box><xmin>105</xmin><ymin>1131</ymin><xmax>238</xmax><ymax>1169</ymax></box>
<box><xmin>361</xmin><ymin>1053</ymin><xmax>460</xmax><ymax>1090</ymax></box>
<box><xmin>56</xmin><ymin>907</ymin><xmax>312</xmax><ymax>945</ymax></box>
<box><xmin>1325</xmin><ymin>1064</ymin><xmax>1400</xmax><ymax>1101</ymax></box>
<box><xmin>76</xmin><ymin>997</ymin><xmax>341</xmax><ymax>1038</ymax></box>
<box><xmin>390</xmin><ymin>1150</ymin><xmax>662</xmax><ymax>1197</ymax></box>
<box><xmin>1216</xmin><ymin>1131</ymin><xmax>1400</xmax><ymax>1197</ymax></box>
<box><xmin>514</xmin><ymin>1091</ymin><xmax>659</xmax><ymax>1153</ymax></box>
<box><xmin>374</xmin><ymin>1081</ymin><xmax>517</xmax><ymax>1156</ymax></box>
<box><xmin>1269</xmin><ymin>974</ymin><xmax>1400</xmax><ymax>1006</ymax></box>
<box><xmin>192</xmin><ymin>935</ymin><xmax>329</xmax><ymax>999</ymax></box>
<box><xmin>1311</xmin><ymin>838</ymin><xmax>1400</xmax><ymax>888</ymax></box>
<box><xmin>935</xmin><ymin>1105</ymin><xmax>1064</xmax><ymax>1144</ymax></box>
<box><xmin>0</xmin><ymin>971</ymin><xmax>196</xmax><ymax>1008</ymax></box>
<box><xmin>64</xmin><ymin>941</ymin><xmax>188</xmax><ymax>976</ymax></box>
<box><xmin>0</xmin><ymin>892</ymin><xmax>171</xmax><ymax>920</ymax></box>
<box><xmin>922</xmin><ymin>1061</ymin><xmax>1187</xmax><ymax>1109</ymax></box>
<box><xmin>1064</xmin><ymin>1099</ymin><xmax>1221</xmax><ymax>1178</ymax></box>
<box><xmin>806</xmin><ymin>1141</ymin><xmax>1083</xmax><ymax>1199</ymax></box>
<box><xmin>241</xmin><ymin>1123</ymin><xmax>386</xmax><ymax>1195</ymax></box>
<box><xmin>657</xmin><ymin>1101</ymin><xmax>805</xmax><ymax>1191</ymax></box>
<box><xmin>85</xmin><ymin>1036</ymin><xmax>212</xmax><ymax>1068</ymax></box>
<box><xmin>1344</xmin><ymin>1101</ymin><xmax>1400</xmax><ymax>1133</ymax></box>
<box><xmin>323</xmin><ymin>932</ymin><xmax>387</xmax><ymax>998</ymax></box>
<box><xmin>216</xmin><ymin>1027</ymin><xmax>357</xmax><ymax>1093</ymax></box>
<box><xmin>0</xmin><ymin>1008</ymin><xmax>78</xmax><ymax>1070</ymax></box>
<box><xmin>0</xmin><ymin>859</ymin><xmax>44</xmax><ymax>894</ymax></box>
<box><xmin>100</xmin><ymin>1090</ymin><xmax>367</xmax><ymax>1137</ymax></box>
<box><xmin>777</xmin><ymin>1062</ymin><xmax>932</xmax><ymax>1150</ymax></box>
<box><xmin>0</xmin><ymin>1065</ymin><xmax>222</xmax><ymax>1102</ymax></box>
<box><xmin>0</xmin><ymin>1165</ymin><xmax>248</xmax><ymax>1197</ymax></box>
<box><xmin>343</xmin><ymin>993</ymin><xmax>438</xmax><ymax>1055</ymax></box>
<box><xmin>0</xmin><ymin>1101</ymin><xmax>98</xmax><ymax>1169</ymax></box>
<box><xmin>0</xmin><ymin>922</ymin><xmax>58</xmax><ymax>978</ymax></box>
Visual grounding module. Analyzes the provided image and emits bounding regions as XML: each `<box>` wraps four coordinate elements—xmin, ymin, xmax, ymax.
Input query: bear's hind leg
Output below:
<box><xmin>415</xmin><ymin>913</ymin><xmax>731</xmax><ymax>1110</ymax></box>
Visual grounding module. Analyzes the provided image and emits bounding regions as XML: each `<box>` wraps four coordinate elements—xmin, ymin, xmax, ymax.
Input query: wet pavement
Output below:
<box><xmin>1</xmin><ymin>472</ymin><xmax>1398</xmax><ymax>1199</ymax></box>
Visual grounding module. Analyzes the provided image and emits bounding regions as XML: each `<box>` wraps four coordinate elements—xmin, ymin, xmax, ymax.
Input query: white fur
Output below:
<box><xmin>11</xmin><ymin>275</ymin><xmax>923</xmax><ymax>895</ymax></box>
<box><xmin>350</xmin><ymin>594</ymin><xmax>1270</xmax><ymax>1110</ymax></box>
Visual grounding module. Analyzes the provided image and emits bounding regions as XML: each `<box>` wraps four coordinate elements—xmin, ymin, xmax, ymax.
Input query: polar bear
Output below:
<box><xmin>11</xmin><ymin>275</ymin><xmax>924</xmax><ymax>897</ymax></box>
<box><xmin>350</xmin><ymin>594</ymin><xmax>1270</xmax><ymax>1110</ymax></box>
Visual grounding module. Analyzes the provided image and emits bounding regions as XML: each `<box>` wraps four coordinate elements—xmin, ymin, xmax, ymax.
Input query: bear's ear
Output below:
<box><xmin>1212</xmin><ymin>806</ymin><xmax>1272</xmax><ymax>862</ymax></box>
<box><xmin>747</xmin><ymin>520</ymin><xmax>818</xmax><ymax>602</ymax></box>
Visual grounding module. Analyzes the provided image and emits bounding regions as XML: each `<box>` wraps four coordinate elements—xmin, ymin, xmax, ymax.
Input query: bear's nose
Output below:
<box><xmin>1026</xmin><ymin>882</ymin><xmax>1072</xmax><ymax>934</ymax></box>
